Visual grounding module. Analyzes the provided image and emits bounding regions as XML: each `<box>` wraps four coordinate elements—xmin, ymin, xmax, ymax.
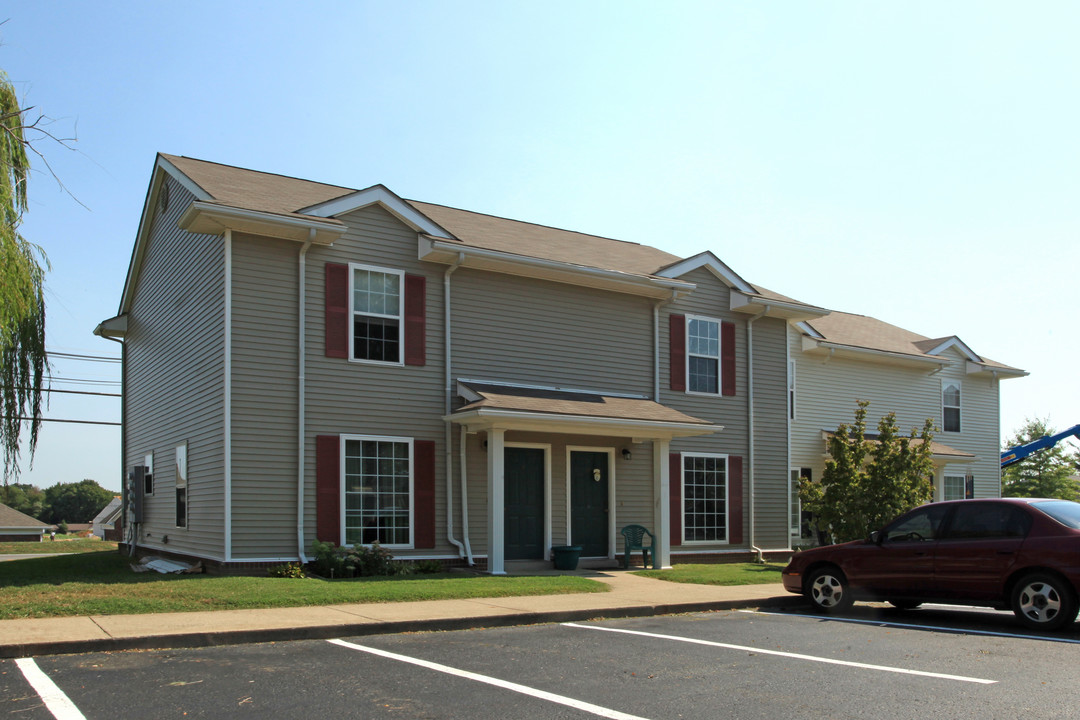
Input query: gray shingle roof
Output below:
<box><xmin>0</xmin><ymin>503</ymin><xmax>50</xmax><ymax>529</ymax></box>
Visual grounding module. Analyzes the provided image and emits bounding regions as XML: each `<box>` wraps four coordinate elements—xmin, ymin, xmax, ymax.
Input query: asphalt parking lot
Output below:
<box><xmin>5</xmin><ymin>605</ymin><xmax>1077</xmax><ymax>719</ymax></box>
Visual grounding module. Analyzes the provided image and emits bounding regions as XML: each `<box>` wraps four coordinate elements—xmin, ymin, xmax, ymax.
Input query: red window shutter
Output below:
<box><xmin>404</xmin><ymin>274</ymin><xmax>426</xmax><ymax>367</ymax></box>
<box><xmin>728</xmin><ymin>455</ymin><xmax>743</xmax><ymax>545</ymax></box>
<box><xmin>325</xmin><ymin>263</ymin><xmax>348</xmax><ymax>359</ymax></box>
<box><xmin>669</xmin><ymin>453</ymin><xmax>682</xmax><ymax>546</ymax></box>
<box><xmin>316</xmin><ymin>435</ymin><xmax>341</xmax><ymax>544</ymax></box>
<box><xmin>721</xmin><ymin>321</ymin><xmax>736</xmax><ymax>396</ymax></box>
<box><xmin>413</xmin><ymin>440</ymin><xmax>436</xmax><ymax>548</ymax></box>
<box><xmin>669</xmin><ymin>314</ymin><xmax>686</xmax><ymax>391</ymax></box>
<box><xmin>965</xmin><ymin>475</ymin><xmax>975</xmax><ymax>499</ymax></box>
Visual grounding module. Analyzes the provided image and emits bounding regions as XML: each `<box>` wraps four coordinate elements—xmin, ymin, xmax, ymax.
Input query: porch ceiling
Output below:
<box><xmin>447</xmin><ymin>381</ymin><xmax>719</xmax><ymax>440</ymax></box>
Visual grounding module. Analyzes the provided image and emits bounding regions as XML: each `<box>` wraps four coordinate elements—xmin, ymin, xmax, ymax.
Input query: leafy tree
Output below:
<box><xmin>1001</xmin><ymin>418</ymin><xmax>1079</xmax><ymax>501</ymax></box>
<box><xmin>800</xmin><ymin>400</ymin><xmax>936</xmax><ymax>543</ymax></box>
<box><xmin>1</xmin><ymin>65</ymin><xmax>49</xmax><ymax>481</ymax></box>
<box><xmin>0</xmin><ymin>481</ymin><xmax>43</xmax><ymax>517</ymax></box>
<box><xmin>41</xmin><ymin>479</ymin><xmax>114</xmax><ymax>524</ymax></box>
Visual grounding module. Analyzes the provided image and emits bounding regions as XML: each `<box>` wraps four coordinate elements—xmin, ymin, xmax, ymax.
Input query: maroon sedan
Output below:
<box><xmin>782</xmin><ymin>498</ymin><xmax>1080</xmax><ymax>630</ymax></box>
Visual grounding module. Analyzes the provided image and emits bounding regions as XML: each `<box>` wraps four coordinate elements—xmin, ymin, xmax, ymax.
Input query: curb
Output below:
<box><xmin>0</xmin><ymin>595</ymin><xmax>803</xmax><ymax>659</ymax></box>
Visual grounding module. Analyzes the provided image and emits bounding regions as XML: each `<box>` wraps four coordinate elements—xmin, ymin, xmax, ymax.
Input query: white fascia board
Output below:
<box><xmin>966</xmin><ymin>361</ymin><xmax>1029</xmax><ymax>378</ymax></box>
<box><xmin>926</xmin><ymin>336</ymin><xmax>980</xmax><ymax>362</ymax></box>
<box><xmin>655</xmin><ymin>251</ymin><xmax>755</xmax><ymax>293</ymax></box>
<box><xmin>178</xmin><ymin>201</ymin><xmax>347</xmax><ymax>245</ymax></box>
<box><xmin>422</xmin><ymin>238</ymin><xmax>695</xmax><ymax>300</ymax></box>
<box><xmin>456</xmin><ymin>381</ymin><xmax>483</xmax><ymax>402</ymax></box>
<box><xmin>300</xmin><ymin>185</ymin><xmax>454</xmax><ymax>238</ymax></box>
<box><xmin>93</xmin><ymin>314</ymin><xmax>128</xmax><ymax>339</ymax></box>
<box><xmin>796</xmin><ymin>321</ymin><xmax>825</xmax><ymax>339</ymax></box>
<box><xmin>730</xmin><ymin>291</ymin><xmax>830</xmax><ymax>321</ymax></box>
<box><xmin>445</xmin><ymin>408</ymin><xmax>719</xmax><ymax>439</ymax></box>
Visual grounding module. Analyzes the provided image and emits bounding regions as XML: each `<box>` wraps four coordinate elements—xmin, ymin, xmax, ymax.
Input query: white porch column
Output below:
<box><xmin>486</xmin><ymin>428</ymin><xmax>506</xmax><ymax>575</ymax></box>
<box><xmin>653</xmin><ymin>438</ymin><xmax>671</xmax><ymax>569</ymax></box>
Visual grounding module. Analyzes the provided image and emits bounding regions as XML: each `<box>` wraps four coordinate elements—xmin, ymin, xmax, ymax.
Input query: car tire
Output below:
<box><xmin>806</xmin><ymin>565</ymin><xmax>853</xmax><ymax>613</ymax></box>
<box><xmin>1011</xmin><ymin>573</ymin><xmax>1079</xmax><ymax>631</ymax></box>
<box><xmin>887</xmin><ymin>600</ymin><xmax>922</xmax><ymax>610</ymax></box>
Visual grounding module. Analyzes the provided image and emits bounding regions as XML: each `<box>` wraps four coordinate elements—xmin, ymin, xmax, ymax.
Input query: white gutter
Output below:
<box><xmin>746</xmin><ymin>307</ymin><xmax>768</xmax><ymax>564</ymax></box>
<box><xmin>443</xmin><ymin>253</ymin><xmax>467</xmax><ymax>561</ymax></box>
<box><xmin>296</xmin><ymin>231</ymin><xmax>314</xmax><ymax>564</ymax></box>
<box><xmin>224</xmin><ymin>229</ymin><xmax>233</xmax><ymax>562</ymax></box>
<box><xmin>459</xmin><ymin>420</ymin><xmax>474</xmax><ymax>564</ymax></box>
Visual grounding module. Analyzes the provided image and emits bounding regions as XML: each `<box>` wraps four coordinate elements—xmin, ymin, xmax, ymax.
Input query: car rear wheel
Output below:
<box><xmin>806</xmin><ymin>566</ymin><xmax>853</xmax><ymax>613</ymax></box>
<box><xmin>1011</xmin><ymin>573</ymin><xmax>1079</xmax><ymax>631</ymax></box>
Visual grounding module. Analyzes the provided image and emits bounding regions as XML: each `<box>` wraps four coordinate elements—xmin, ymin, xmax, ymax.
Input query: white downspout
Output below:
<box><xmin>296</xmin><ymin>231</ymin><xmax>313</xmax><ymax>564</ymax></box>
<box><xmin>444</xmin><ymin>254</ymin><xmax>467</xmax><ymax>560</ymax></box>
<box><xmin>746</xmin><ymin>306</ymin><xmax>769</xmax><ymax>564</ymax></box>
<box><xmin>459</xmin><ymin>423</ymin><xmax>474</xmax><ymax>564</ymax></box>
<box><xmin>224</xmin><ymin>229</ymin><xmax>233</xmax><ymax>562</ymax></box>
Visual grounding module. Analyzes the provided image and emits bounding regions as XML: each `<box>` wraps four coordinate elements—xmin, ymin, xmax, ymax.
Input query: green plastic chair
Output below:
<box><xmin>620</xmin><ymin>524</ymin><xmax>656</xmax><ymax>569</ymax></box>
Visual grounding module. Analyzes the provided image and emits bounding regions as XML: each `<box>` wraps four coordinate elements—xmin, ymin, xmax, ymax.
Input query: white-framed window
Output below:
<box><xmin>942</xmin><ymin>380</ymin><xmax>961</xmax><ymax>432</ymax></box>
<box><xmin>175</xmin><ymin>443</ymin><xmax>187</xmax><ymax>528</ymax></box>
<box><xmin>943</xmin><ymin>474</ymin><xmax>966</xmax><ymax>501</ymax></box>
<box><xmin>788</xmin><ymin>360</ymin><xmax>796</xmax><ymax>420</ymax></box>
<box><xmin>342</xmin><ymin>435</ymin><xmax>413</xmax><ymax>547</ymax></box>
<box><xmin>350</xmin><ymin>263</ymin><xmax>404</xmax><ymax>365</ymax></box>
<box><xmin>682</xmin><ymin>453</ymin><xmax>728</xmax><ymax>543</ymax></box>
<box><xmin>790</xmin><ymin>468</ymin><xmax>801</xmax><ymax>537</ymax></box>
<box><xmin>144</xmin><ymin>453</ymin><xmax>154</xmax><ymax>496</ymax></box>
<box><xmin>686</xmin><ymin>315</ymin><xmax>721</xmax><ymax>395</ymax></box>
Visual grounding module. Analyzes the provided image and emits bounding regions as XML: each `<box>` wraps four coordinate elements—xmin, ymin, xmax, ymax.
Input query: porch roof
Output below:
<box><xmin>821</xmin><ymin>430</ymin><xmax>977</xmax><ymax>463</ymax></box>
<box><xmin>447</xmin><ymin>381</ymin><xmax>718</xmax><ymax>439</ymax></box>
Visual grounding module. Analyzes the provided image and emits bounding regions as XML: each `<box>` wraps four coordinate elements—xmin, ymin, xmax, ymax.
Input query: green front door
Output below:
<box><xmin>570</xmin><ymin>450</ymin><xmax>609</xmax><ymax>557</ymax></box>
<box><xmin>505</xmin><ymin>447</ymin><xmax>545</xmax><ymax>560</ymax></box>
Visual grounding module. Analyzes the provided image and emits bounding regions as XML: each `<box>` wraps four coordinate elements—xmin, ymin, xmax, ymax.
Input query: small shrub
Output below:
<box><xmin>310</xmin><ymin>540</ymin><xmax>345</xmax><ymax>578</ymax></box>
<box><xmin>414</xmin><ymin>559</ymin><xmax>445</xmax><ymax>574</ymax></box>
<box><xmin>268</xmin><ymin>562</ymin><xmax>307</xmax><ymax>579</ymax></box>
<box><xmin>57</xmin><ymin>520</ymin><xmax>69</xmax><ymax>535</ymax></box>
<box><xmin>308</xmin><ymin>541</ymin><xmax>400</xmax><ymax>578</ymax></box>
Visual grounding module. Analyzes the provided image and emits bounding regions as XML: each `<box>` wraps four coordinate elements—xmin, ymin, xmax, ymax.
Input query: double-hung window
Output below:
<box><xmin>343</xmin><ymin>436</ymin><xmax>413</xmax><ymax>547</ymax></box>
<box><xmin>687</xmin><ymin>316</ymin><xmax>720</xmax><ymax>394</ymax></box>
<box><xmin>942</xmin><ymin>381</ymin><xmax>961</xmax><ymax>432</ymax></box>
<box><xmin>144</xmin><ymin>453</ymin><xmax>154</xmax><ymax>496</ymax></box>
<box><xmin>175</xmin><ymin>443</ymin><xmax>187</xmax><ymax>528</ymax></box>
<box><xmin>683</xmin><ymin>453</ymin><xmax>728</xmax><ymax>543</ymax></box>
<box><xmin>351</xmin><ymin>264</ymin><xmax>404</xmax><ymax>365</ymax></box>
<box><xmin>943</xmin><ymin>474</ymin><xmax>966</xmax><ymax>501</ymax></box>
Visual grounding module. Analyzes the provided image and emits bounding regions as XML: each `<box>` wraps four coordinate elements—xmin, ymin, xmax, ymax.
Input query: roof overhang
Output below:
<box><xmin>966</xmin><ymin>361</ymin><xmax>1028</xmax><ymax>379</ymax></box>
<box><xmin>802</xmin><ymin>337</ymin><xmax>950</xmax><ymax>370</ymax></box>
<box><xmin>820</xmin><ymin>430</ymin><xmax>976</xmax><ymax>464</ymax></box>
<box><xmin>420</xmin><ymin>237</ymin><xmax>696</xmax><ymax>300</ymax></box>
<box><xmin>447</xmin><ymin>408</ymin><xmax>717</xmax><ymax>440</ymax></box>
<box><xmin>730</xmin><ymin>291</ymin><xmax>830</xmax><ymax>321</ymax></box>
<box><xmin>178</xmin><ymin>201</ymin><xmax>347</xmax><ymax>245</ymax></box>
<box><xmin>93</xmin><ymin>314</ymin><xmax>128</xmax><ymax>340</ymax></box>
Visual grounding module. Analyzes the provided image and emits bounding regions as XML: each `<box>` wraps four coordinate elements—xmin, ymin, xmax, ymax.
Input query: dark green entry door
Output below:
<box><xmin>505</xmin><ymin>447</ymin><xmax>545</xmax><ymax>560</ymax></box>
<box><xmin>571</xmin><ymin>450</ymin><xmax>609</xmax><ymax>557</ymax></box>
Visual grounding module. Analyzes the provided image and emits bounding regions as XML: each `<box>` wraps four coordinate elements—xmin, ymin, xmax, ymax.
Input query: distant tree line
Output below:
<box><xmin>1002</xmin><ymin>418</ymin><xmax>1080</xmax><ymax>501</ymax></box>
<box><xmin>0</xmin><ymin>479</ymin><xmax>116</xmax><ymax>526</ymax></box>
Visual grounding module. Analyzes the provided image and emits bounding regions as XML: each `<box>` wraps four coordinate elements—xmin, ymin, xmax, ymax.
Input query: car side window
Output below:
<box><xmin>884</xmin><ymin>505</ymin><xmax>949</xmax><ymax>542</ymax></box>
<box><xmin>944</xmin><ymin>504</ymin><xmax>1032</xmax><ymax>540</ymax></box>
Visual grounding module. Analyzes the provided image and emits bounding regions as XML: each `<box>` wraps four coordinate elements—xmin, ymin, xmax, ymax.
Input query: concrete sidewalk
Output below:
<box><xmin>0</xmin><ymin>571</ymin><xmax>801</xmax><ymax>658</ymax></box>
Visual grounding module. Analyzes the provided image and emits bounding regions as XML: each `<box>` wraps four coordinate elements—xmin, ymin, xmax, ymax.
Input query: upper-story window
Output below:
<box><xmin>687</xmin><ymin>316</ymin><xmax>720</xmax><ymax>394</ymax></box>
<box><xmin>351</xmin><ymin>264</ymin><xmax>404</xmax><ymax>365</ymax></box>
<box><xmin>942</xmin><ymin>380</ymin><xmax>961</xmax><ymax>432</ymax></box>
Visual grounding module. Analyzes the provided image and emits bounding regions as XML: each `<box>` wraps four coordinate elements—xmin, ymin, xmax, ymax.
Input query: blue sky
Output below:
<box><xmin>5</xmin><ymin>2</ymin><xmax>1078</xmax><ymax>491</ymax></box>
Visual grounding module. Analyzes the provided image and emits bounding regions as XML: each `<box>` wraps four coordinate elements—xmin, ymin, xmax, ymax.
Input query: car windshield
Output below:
<box><xmin>1031</xmin><ymin>500</ymin><xmax>1080</xmax><ymax>529</ymax></box>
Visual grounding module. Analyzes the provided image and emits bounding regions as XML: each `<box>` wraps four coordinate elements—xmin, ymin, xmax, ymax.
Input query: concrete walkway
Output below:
<box><xmin>0</xmin><ymin>571</ymin><xmax>800</xmax><ymax>658</ymax></box>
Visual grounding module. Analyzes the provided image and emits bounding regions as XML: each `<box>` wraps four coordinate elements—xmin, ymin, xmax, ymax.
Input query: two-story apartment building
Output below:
<box><xmin>96</xmin><ymin>154</ymin><xmax>1023</xmax><ymax>573</ymax></box>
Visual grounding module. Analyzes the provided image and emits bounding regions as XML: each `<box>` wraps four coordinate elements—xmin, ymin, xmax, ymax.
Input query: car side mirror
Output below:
<box><xmin>869</xmin><ymin>530</ymin><xmax>883</xmax><ymax>545</ymax></box>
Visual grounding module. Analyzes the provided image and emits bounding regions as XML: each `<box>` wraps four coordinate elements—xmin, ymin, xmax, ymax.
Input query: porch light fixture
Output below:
<box><xmin>622</xmin><ymin>449</ymin><xmax>632</xmax><ymax>461</ymax></box>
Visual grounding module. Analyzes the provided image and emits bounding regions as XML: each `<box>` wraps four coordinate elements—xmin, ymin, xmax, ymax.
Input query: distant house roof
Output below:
<box><xmin>92</xmin><ymin>496</ymin><xmax>122</xmax><ymax>526</ymax></box>
<box><xmin>801</xmin><ymin>311</ymin><xmax>1025</xmax><ymax>376</ymax></box>
<box><xmin>0</xmin><ymin>503</ymin><xmax>50</xmax><ymax>530</ymax></box>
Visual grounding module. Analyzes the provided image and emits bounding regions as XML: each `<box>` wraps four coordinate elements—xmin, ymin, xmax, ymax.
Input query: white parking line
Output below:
<box><xmin>562</xmin><ymin>623</ymin><xmax>996</xmax><ymax>685</ymax></box>
<box><xmin>14</xmin><ymin>658</ymin><xmax>87</xmax><ymax>720</ymax></box>
<box><xmin>741</xmin><ymin>609</ymin><xmax>1080</xmax><ymax>644</ymax></box>
<box><xmin>327</xmin><ymin>638</ymin><xmax>650</xmax><ymax>720</ymax></box>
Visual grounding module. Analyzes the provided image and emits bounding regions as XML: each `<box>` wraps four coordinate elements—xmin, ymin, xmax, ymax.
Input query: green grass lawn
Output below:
<box><xmin>0</xmin><ymin>552</ymin><xmax>608</xmax><ymax>620</ymax></box>
<box><xmin>633</xmin><ymin>562</ymin><xmax>786</xmax><ymax>586</ymax></box>
<box><xmin>0</xmin><ymin>538</ymin><xmax>118</xmax><ymax>555</ymax></box>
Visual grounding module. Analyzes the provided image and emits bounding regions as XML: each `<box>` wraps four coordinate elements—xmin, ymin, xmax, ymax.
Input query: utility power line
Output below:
<box><xmin>3</xmin><ymin>416</ymin><xmax>120</xmax><ymax>427</ymax></box>
<box><xmin>49</xmin><ymin>351</ymin><xmax>121</xmax><ymax>364</ymax></box>
<box><xmin>1</xmin><ymin>387</ymin><xmax>121</xmax><ymax>398</ymax></box>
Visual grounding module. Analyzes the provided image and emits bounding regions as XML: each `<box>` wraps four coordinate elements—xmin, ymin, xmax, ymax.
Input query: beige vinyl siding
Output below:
<box><xmin>749</xmin><ymin>316</ymin><xmax>791</xmax><ymax>548</ymax></box>
<box><xmin>790</xmin><ymin>333</ymin><xmax>1003</xmax><ymax>507</ymax></box>
<box><xmin>301</xmin><ymin>204</ymin><xmax>449</xmax><ymax>557</ymax></box>
<box><xmin>229</xmin><ymin>233</ymin><xmax>301</xmax><ymax>558</ymax></box>
<box><xmin>125</xmin><ymin>180</ymin><xmax>225</xmax><ymax>560</ymax></box>
<box><xmin>461</xmin><ymin>430</ymin><xmax>657</xmax><ymax>558</ymax></box>
<box><xmin>450</xmin><ymin>269</ymin><xmax>655</xmax><ymax>394</ymax></box>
